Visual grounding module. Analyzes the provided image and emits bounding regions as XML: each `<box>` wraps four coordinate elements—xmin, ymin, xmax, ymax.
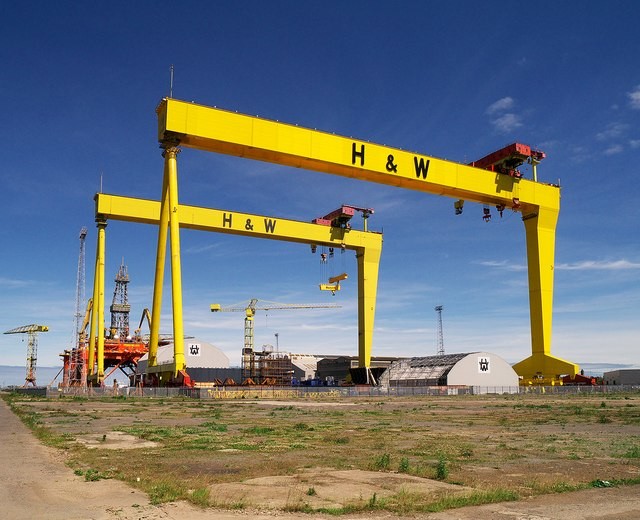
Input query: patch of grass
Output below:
<box><xmin>74</xmin><ymin>468</ymin><xmax>113</xmax><ymax>481</ymax></box>
<box><xmin>306</xmin><ymin>487</ymin><xmax>317</xmax><ymax>496</ymax></box>
<box><xmin>189</xmin><ymin>487</ymin><xmax>211</xmax><ymax>507</ymax></box>
<box><xmin>200</xmin><ymin>421</ymin><xmax>227</xmax><ymax>432</ymax></box>
<box><xmin>435</xmin><ymin>456</ymin><xmax>449</xmax><ymax>480</ymax></box>
<box><xmin>622</xmin><ymin>445</ymin><xmax>640</xmax><ymax>459</ymax></box>
<box><xmin>148</xmin><ymin>480</ymin><xmax>186</xmax><ymax>505</ymax></box>
<box><xmin>398</xmin><ymin>457</ymin><xmax>410</xmax><ymax>473</ymax></box>
<box><xmin>423</xmin><ymin>488</ymin><xmax>519</xmax><ymax>512</ymax></box>
<box><xmin>371</xmin><ymin>453</ymin><xmax>391</xmax><ymax>470</ymax></box>
<box><xmin>245</xmin><ymin>426</ymin><xmax>275</xmax><ymax>435</ymax></box>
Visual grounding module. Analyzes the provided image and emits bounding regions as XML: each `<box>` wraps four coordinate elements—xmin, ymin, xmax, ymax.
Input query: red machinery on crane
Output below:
<box><xmin>312</xmin><ymin>205</ymin><xmax>374</xmax><ymax>293</ymax></box>
<box><xmin>470</xmin><ymin>143</ymin><xmax>546</xmax><ymax>180</ymax></box>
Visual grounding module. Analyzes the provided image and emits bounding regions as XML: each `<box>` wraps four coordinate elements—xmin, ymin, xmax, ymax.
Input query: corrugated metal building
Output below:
<box><xmin>603</xmin><ymin>369</ymin><xmax>640</xmax><ymax>385</ymax></box>
<box><xmin>316</xmin><ymin>356</ymin><xmax>398</xmax><ymax>383</ymax></box>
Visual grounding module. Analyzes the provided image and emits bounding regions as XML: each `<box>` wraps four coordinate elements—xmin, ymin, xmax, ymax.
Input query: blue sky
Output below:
<box><xmin>1</xmin><ymin>1</ymin><xmax>639</xmax><ymax>372</ymax></box>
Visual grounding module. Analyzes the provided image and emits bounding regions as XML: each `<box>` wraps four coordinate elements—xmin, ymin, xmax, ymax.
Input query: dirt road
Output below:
<box><xmin>1</xmin><ymin>397</ymin><xmax>639</xmax><ymax>520</ymax></box>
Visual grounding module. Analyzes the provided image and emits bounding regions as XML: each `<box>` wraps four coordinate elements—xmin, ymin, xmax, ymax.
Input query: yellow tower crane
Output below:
<box><xmin>4</xmin><ymin>324</ymin><xmax>49</xmax><ymax>387</ymax></box>
<box><xmin>211</xmin><ymin>299</ymin><xmax>340</xmax><ymax>380</ymax></box>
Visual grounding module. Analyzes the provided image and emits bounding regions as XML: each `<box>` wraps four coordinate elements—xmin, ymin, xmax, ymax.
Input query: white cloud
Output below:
<box><xmin>486</xmin><ymin>97</ymin><xmax>514</xmax><ymax>115</ymax></box>
<box><xmin>604</xmin><ymin>144</ymin><xmax>624</xmax><ymax>155</ymax></box>
<box><xmin>629</xmin><ymin>139</ymin><xmax>640</xmax><ymax>149</ymax></box>
<box><xmin>0</xmin><ymin>277</ymin><xmax>34</xmax><ymax>288</ymax></box>
<box><xmin>555</xmin><ymin>259</ymin><xmax>640</xmax><ymax>270</ymax></box>
<box><xmin>491</xmin><ymin>113</ymin><xmax>522</xmax><ymax>133</ymax></box>
<box><xmin>478</xmin><ymin>259</ymin><xmax>640</xmax><ymax>272</ymax></box>
<box><xmin>628</xmin><ymin>85</ymin><xmax>640</xmax><ymax>109</ymax></box>
<box><xmin>476</xmin><ymin>260</ymin><xmax>526</xmax><ymax>271</ymax></box>
<box><xmin>596</xmin><ymin>122</ymin><xmax>628</xmax><ymax>141</ymax></box>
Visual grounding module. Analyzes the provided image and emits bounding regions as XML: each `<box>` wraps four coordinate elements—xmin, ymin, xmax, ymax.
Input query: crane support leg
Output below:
<box><xmin>147</xmin><ymin>146</ymin><xmax>186</xmax><ymax>382</ymax></box>
<box><xmin>88</xmin><ymin>232</ymin><xmax>100</xmax><ymax>375</ymax></box>
<box><xmin>357</xmin><ymin>242</ymin><xmax>381</xmax><ymax>367</ymax></box>
<box><xmin>88</xmin><ymin>219</ymin><xmax>107</xmax><ymax>385</ymax></box>
<box><xmin>148</xmin><ymin>159</ymin><xmax>170</xmax><ymax>369</ymax></box>
<box><xmin>513</xmin><ymin>208</ymin><xmax>578</xmax><ymax>381</ymax></box>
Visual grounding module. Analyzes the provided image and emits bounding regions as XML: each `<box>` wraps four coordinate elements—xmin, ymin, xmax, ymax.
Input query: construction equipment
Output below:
<box><xmin>76</xmin><ymin>260</ymin><xmax>149</xmax><ymax>386</ymax></box>
<box><xmin>95</xmin><ymin>194</ymin><xmax>381</xmax><ymax>385</ymax></box>
<box><xmin>211</xmin><ymin>298</ymin><xmax>340</xmax><ymax>380</ymax></box>
<box><xmin>109</xmin><ymin>259</ymin><xmax>131</xmax><ymax>339</ymax></box>
<box><xmin>154</xmin><ymin>98</ymin><xmax>578</xmax><ymax>383</ymax></box>
<box><xmin>61</xmin><ymin>298</ymin><xmax>92</xmax><ymax>387</ymax></box>
<box><xmin>4</xmin><ymin>324</ymin><xmax>49</xmax><ymax>387</ymax></box>
<box><xmin>133</xmin><ymin>308</ymin><xmax>152</xmax><ymax>339</ymax></box>
<box><xmin>470</xmin><ymin>142</ymin><xmax>545</xmax><ymax>180</ymax></box>
<box><xmin>65</xmin><ymin>227</ymin><xmax>88</xmax><ymax>387</ymax></box>
<box><xmin>312</xmin><ymin>205</ymin><xmax>373</xmax><ymax>293</ymax></box>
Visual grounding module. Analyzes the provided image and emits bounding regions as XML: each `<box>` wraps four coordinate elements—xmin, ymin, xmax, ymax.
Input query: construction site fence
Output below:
<box><xmin>44</xmin><ymin>384</ymin><xmax>640</xmax><ymax>399</ymax></box>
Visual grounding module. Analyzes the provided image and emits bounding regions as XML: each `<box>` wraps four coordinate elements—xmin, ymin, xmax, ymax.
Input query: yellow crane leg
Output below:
<box><xmin>166</xmin><ymin>147</ymin><xmax>186</xmax><ymax>376</ymax></box>
<box><xmin>88</xmin><ymin>219</ymin><xmax>107</xmax><ymax>385</ymax></box>
<box><xmin>148</xmin><ymin>161</ymin><xmax>170</xmax><ymax>370</ymax></box>
<box><xmin>357</xmin><ymin>243</ymin><xmax>381</xmax><ymax>367</ymax></box>
<box><xmin>513</xmin><ymin>207</ymin><xmax>578</xmax><ymax>382</ymax></box>
<box><xmin>147</xmin><ymin>147</ymin><xmax>186</xmax><ymax>382</ymax></box>
<box><xmin>87</xmin><ymin>227</ymin><xmax>101</xmax><ymax>376</ymax></box>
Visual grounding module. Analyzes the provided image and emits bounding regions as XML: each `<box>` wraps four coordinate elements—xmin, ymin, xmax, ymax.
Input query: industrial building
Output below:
<box><xmin>378</xmin><ymin>352</ymin><xmax>519</xmax><ymax>391</ymax></box>
<box><xmin>603</xmin><ymin>369</ymin><xmax>640</xmax><ymax>385</ymax></box>
<box><xmin>135</xmin><ymin>339</ymin><xmax>230</xmax><ymax>385</ymax></box>
<box><xmin>316</xmin><ymin>356</ymin><xmax>398</xmax><ymax>384</ymax></box>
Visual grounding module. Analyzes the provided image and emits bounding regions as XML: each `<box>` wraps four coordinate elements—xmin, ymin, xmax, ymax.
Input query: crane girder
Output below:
<box><xmin>95</xmin><ymin>193</ymin><xmax>380</xmax><ymax>251</ymax></box>
<box><xmin>157</xmin><ymin>98</ymin><xmax>559</xmax><ymax>215</ymax></box>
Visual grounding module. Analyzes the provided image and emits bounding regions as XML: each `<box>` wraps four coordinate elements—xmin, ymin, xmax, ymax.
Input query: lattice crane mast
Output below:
<box><xmin>4</xmin><ymin>324</ymin><xmax>49</xmax><ymax>387</ymax></box>
<box><xmin>211</xmin><ymin>299</ymin><xmax>340</xmax><ymax>379</ymax></box>
<box><xmin>435</xmin><ymin>305</ymin><xmax>445</xmax><ymax>356</ymax></box>
<box><xmin>67</xmin><ymin>226</ymin><xmax>88</xmax><ymax>387</ymax></box>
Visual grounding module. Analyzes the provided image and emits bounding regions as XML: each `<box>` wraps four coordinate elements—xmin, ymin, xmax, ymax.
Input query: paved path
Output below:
<box><xmin>1</xmin><ymin>397</ymin><xmax>639</xmax><ymax>519</ymax></box>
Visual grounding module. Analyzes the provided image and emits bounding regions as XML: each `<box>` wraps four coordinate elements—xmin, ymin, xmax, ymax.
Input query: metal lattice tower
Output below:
<box><xmin>110</xmin><ymin>259</ymin><xmax>131</xmax><ymax>339</ymax></box>
<box><xmin>4</xmin><ymin>325</ymin><xmax>49</xmax><ymax>387</ymax></box>
<box><xmin>435</xmin><ymin>305</ymin><xmax>445</xmax><ymax>356</ymax></box>
<box><xmin>67</xmin><ymin>227</ymin><xmax>88</xmax><ymax>387</ymax></box>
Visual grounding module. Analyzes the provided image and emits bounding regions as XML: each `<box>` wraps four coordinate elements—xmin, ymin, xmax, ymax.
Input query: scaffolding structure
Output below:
<box><xmin>247</xmin><ymin>345</ymin><xmax>294</xmax><ymax>385</ymax></box>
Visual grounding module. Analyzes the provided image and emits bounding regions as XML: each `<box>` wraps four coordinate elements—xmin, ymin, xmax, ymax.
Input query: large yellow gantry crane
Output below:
<box><xmin>151</xmin><ymin>98</ymin><xmax>578</xmax><ymax>383</ymax></box>
<box><xmin>92</xmin><ymin>193</ymin><xmax>382</xmax><ymax>385</ymax></box>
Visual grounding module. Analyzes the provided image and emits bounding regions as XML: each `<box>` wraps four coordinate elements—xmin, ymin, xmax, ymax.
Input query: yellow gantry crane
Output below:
<box><xmin>94</xmin><ymin>194</ymin><xmax>381</xmax><ymax>385</ymax></box>
<box><xmin>211</xmin><ymin>298</ymin><xmax>340</xmax><ymax>379</ymax></box>
<box><xmin>4</xmin><ymin>324</ymin><xmax>49</xmax><ymax>387</ymax></box>
<box><xmin>152</xmin><ymin>98</ymin><xmax>578</xmax><ymax>383</ymax></box>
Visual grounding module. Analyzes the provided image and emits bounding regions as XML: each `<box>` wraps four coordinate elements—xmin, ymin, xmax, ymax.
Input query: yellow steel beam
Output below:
<box><xmin>95</xmin><ymin>193</ymin><xmax>383</xmax><ymax>368</ymax></box>
<box><xmin>157</xmin><ymin>98</ymin><xmax>557</xmax><ymax>213</ymax></box>
<box><xmin>155</xmin><ymin>98</ymin><xmax>577</xmax><ymax>380</ymax></box>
